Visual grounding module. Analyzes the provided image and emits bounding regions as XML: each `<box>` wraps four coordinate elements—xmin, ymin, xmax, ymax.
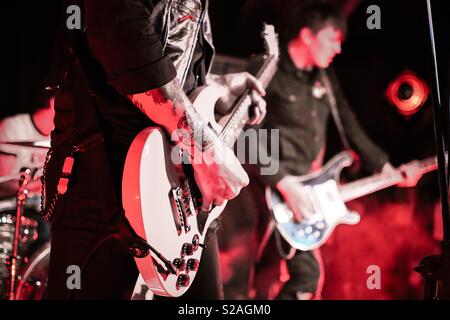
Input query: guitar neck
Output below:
<box><xmin>339</xmin><ymin>156</ymin><xmax>438</xmax><ymax>202</ymax></box>
<box><xmin>218</xmin><ymin>55</ymin><xmax>278</xmax><ymax>148</ymax></box>
<box><xmin>339</xmin><ymin>172</ymin><xmax>403</xmax><ymax>202</ymax></box>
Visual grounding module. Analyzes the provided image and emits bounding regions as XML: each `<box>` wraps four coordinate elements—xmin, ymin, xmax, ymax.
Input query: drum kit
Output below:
<box><xmin>0</xmin><ymin>140</ymin><xmax>51</xmax><ymax>300</ymax></box>
<box><xmin>0</xmin><ymin>139</ymin><xmax>150</xmax><ymax>300</ymax></box>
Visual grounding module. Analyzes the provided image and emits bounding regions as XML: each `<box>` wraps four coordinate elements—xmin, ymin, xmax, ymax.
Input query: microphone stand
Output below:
<box><xmin>414</xmin><ymin>0</ymin><xmax>450</xmax><ymax>300</ymax></box>
<box><xmin>8</xmin><ymin>167</ymin><xmax>37</xmax><ymax>300</ymax></box>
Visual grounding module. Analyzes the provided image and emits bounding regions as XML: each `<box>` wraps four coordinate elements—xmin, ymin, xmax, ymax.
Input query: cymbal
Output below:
<box><xmin>0</xmin><ymin>169</ymin><xmax>43</xmax><ymax>199</ymax></box>
<box><xmin>0</xmin><ymin>168</ymin><xmax>43</xmax><ymax>184</ymax></box>
<box><xmin>0</xmin><ymin>173</ymin><xmax>22</xmax><ymax>184</ymax></box>
<box><xmin>0</xmin><ymin>140</ymin><xmax>50</xmax><ymax>149</ymax></box>
<box><xmin>0</xmin><ymin>179</ymin><xmax>42</xmax><ymax>199</ymax></box>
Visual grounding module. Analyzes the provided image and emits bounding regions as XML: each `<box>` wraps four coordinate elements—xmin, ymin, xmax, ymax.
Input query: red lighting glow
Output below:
<box><xmin>386</xmin><ymin>71</ymin><xmax>429</xmax><ymax>116</ymax></box>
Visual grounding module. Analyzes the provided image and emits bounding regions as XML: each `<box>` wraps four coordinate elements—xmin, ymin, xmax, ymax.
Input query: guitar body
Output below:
<box><xmin>123</xmin><ymin>24</ymin><xmax>280</xmax><ymax>297</ymax></box>
<box><xmin>265</xmin><ymin>151</ymin><xmax>361</xmax><ymax>251</ymax></box>
<box><xmin>122</xmin><ymin>87</ymin><xmax>226</xmax><ymax>297</ymax></box>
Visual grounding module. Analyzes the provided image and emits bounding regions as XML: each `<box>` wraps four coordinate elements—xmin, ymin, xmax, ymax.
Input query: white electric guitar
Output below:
<box><xmin>266</xmin><ymin>151</ymin><xmax>442</xmax><ymax>251</ymax></box>
<box><xmin>122</xmin><ymin>24</ymin><xmax>279</xmax><ymax>297</ymax></box>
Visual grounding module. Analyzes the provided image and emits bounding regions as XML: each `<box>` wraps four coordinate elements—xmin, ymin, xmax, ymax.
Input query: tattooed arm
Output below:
<box><xmin>128</xmin><ymin>79</ymin><xmax>217</xmax><ymax>150</ymax></box>
<box><xmin>128</xmin><ymin>78</ymin><xmax>249</xmax><ymax>211</ymax></box>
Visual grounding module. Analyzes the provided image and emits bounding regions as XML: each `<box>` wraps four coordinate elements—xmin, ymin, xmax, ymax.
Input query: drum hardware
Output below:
<box><xmin>15</xmin><ymin>240</ymin><xmax>50</xmax><ymax>300</ymax></box>
<box><xmin>0</xmin><ymin>140</ymin><xmax>51</xmax><ymax>149</ymax></box>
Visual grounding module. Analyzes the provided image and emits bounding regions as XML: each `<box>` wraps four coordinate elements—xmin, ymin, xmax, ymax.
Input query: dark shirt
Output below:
<box><xmin>54</xmin><ymin>0</ymin><xmax>179</xmax><ymax>146</ymax></box>
<box><xmin>258</xmin><ymin>49</ymin><xmax>389</xmax><ymax>187</ymax></box>
<box><xmin>83</xmin><ymin>0</ymin><xmax>177</xmax><ymax>95</ymax></box>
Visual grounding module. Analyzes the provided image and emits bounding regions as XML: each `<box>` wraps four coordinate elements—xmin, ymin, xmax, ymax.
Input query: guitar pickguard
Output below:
<box><xmin>266</xmin><ymin>151</ymin><xmax>360</xmax><ymax>251</ymax></box>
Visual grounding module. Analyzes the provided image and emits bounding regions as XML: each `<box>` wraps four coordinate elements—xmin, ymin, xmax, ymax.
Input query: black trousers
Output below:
<box><xmin>47</xmin><ymin>223</ymin><xmax>223</xmax><ymax>300</ymax></box>
<box><xmin>46</xmin><ymin>225</ymin><xmax>137</xmax><ymax>299</ymax></box>
<box><xmin>276</xmin><ymin>249</ymin><xmax>321</xmax><ymax>300</ymax></box>
<box><xmin>254</xmin><ymin>231</ymin><xmax>321</xmax><ymax>300</ymax></box>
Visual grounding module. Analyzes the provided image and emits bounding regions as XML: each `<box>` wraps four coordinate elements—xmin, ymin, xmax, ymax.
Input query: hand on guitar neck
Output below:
<box><xmin>208</xmin><ymin>72</ymin><xmax>267</xmax><ymax>125</ymax></box>
<box><xmin>276</xmin><ymin>160</ymin><xmax>426</xmax><ymax>223</ymax></box>
<box><xmin>381</xmin><ymin>162</ymin><xmax>424</xmax><ymax>188</ymax></box>
<box><xmin>193</xmin><ymin>72</ymin><xmax>266</xmax><ymax>210</ymax></box>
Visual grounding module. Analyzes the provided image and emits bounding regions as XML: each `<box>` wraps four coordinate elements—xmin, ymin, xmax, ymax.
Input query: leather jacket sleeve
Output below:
<box><xmin>83</xmin><ymin>0</ymin><xmax>177</xmax><ymax>95</ymax></box>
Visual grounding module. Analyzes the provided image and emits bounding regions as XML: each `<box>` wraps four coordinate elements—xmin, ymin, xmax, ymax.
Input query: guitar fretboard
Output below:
<box><xmin>339</xmin><ymin>156</ymin><xmax>438</xmax><ymax>202</ymax></box>
<box><xmin>218</xmin><ymin>55</ymin><xmax>278</xmax><ymax>148</ymax></box>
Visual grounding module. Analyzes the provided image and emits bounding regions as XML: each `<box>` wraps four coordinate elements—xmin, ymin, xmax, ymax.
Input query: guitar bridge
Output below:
<box><xmin>171</xmin><ymin>184</ymin><xmax>195</xmax><ymax>234</ymax></box>
<box><xmin>170</xmin><ymin>188</ymin><xmax>184</xmax><ymax>235</ymax></box>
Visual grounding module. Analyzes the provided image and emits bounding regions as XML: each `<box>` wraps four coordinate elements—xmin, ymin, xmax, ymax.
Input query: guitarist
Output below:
<box><xmin>44</xmin><ymin>0</ymin><xmax>266</xmax><ymax>299</ymax></box>
<box><xmin>246</xmin><ymin>2</ymin><xmax>420</xmax><ymax>300</ymax></box>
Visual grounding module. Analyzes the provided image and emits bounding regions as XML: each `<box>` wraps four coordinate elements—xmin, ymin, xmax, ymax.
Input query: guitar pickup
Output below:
<box><xmin>173</xmin><ymin>186</ymin><xmax>192</xmax><ymax>233</ymax></box>
<box><xmin>182</xmin><ymin>181</ymin><xmax>196</xmax><ymax>217</ymax></box>
<box><xmin>170</xmin><ymin>188</ymin><xmax>184</xmax><ymax>235</ymax></box>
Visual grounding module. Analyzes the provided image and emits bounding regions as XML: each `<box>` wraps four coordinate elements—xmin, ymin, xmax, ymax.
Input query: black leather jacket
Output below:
<box><xmin>153</xmin><ymin>0</ymin><xmax>214</xmax><ymax>87</ymax></box>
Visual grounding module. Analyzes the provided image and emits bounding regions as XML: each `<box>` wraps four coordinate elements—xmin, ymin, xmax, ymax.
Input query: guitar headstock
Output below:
<box><xmin>262</xmin><ymin>23</ymin><xmax>279</xmax><ymax>60</ymax></box>
<box><xmin>398</xmin><ymin>154</ymin><xmax>446</xmax><ymax>187</ymax></box>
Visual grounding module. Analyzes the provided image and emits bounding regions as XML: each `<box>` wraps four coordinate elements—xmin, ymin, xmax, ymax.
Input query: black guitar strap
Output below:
<box><xmin>320</xmin><ymin>70</ymin><xmax>351</xmax><ymax>151</ymax></box>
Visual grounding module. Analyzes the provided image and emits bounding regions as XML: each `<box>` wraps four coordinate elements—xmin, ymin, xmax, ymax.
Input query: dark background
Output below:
<box><xmin>2</xmin><ymin>0</ymin><xmax>449</xmax><ymax>299</ymax></box>
<box><xmin>2</xmin><ymin>0</ymin><xmax>448</xmax><ymax>163</ymax></box>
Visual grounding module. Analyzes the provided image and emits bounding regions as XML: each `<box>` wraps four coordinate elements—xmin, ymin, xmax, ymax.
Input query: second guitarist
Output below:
<box><xmin>239</xmin><ymin>2</ymin><xmax>418</xmax><ymax>300</ymax></box>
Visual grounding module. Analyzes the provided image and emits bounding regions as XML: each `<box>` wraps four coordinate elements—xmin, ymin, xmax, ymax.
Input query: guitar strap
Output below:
<box><xmin>274</xmin><ymin>229</ymin><xmax>297</xmax><ymax>260</ymax></box>
<box><xmin>256</xmin><ymin>220</ymin><xmax>296</xmax><ymax>261</ymax></box>
<box><xmin>320</xmin><ymin>70</ymin><xmax>351</xmax><ymax>151</ymax></box>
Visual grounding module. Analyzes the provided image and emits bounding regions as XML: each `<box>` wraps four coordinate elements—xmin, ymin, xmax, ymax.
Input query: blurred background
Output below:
<box><xmin>1</xmin><ymin>0</ymin><xmax>450</xmax><ymax>299</ymax></box>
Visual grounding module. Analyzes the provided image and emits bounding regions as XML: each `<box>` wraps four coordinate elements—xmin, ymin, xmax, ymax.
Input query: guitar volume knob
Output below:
<box><xmin>192</xmin><ymin>234</ymin><xmax>200</xmax><ymax>246</ymax></box>
<box><xmin>177</xmin><ymin>274</ymin><xmax>190</xmax><ymax>288</ymax></box>
<box><xmin>173</xmin><ymin>258</ymin><xmax>186</xmax><ymax>271</ymax></box>
<box><xmin>186</xmin><ymin>259</ymin><xmax>199</xmax><ymax>272</ymax></box>
<box><xmin>181</xmin><ymin>243</ymin><xmax>194</xmax><ymax>256</ymax></box>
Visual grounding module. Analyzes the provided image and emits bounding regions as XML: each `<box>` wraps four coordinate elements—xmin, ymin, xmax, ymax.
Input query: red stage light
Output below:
<box><xmin>386</xmin><ymin>71</ymin><xmax>429</xmax><ymax>116</ymax></box>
